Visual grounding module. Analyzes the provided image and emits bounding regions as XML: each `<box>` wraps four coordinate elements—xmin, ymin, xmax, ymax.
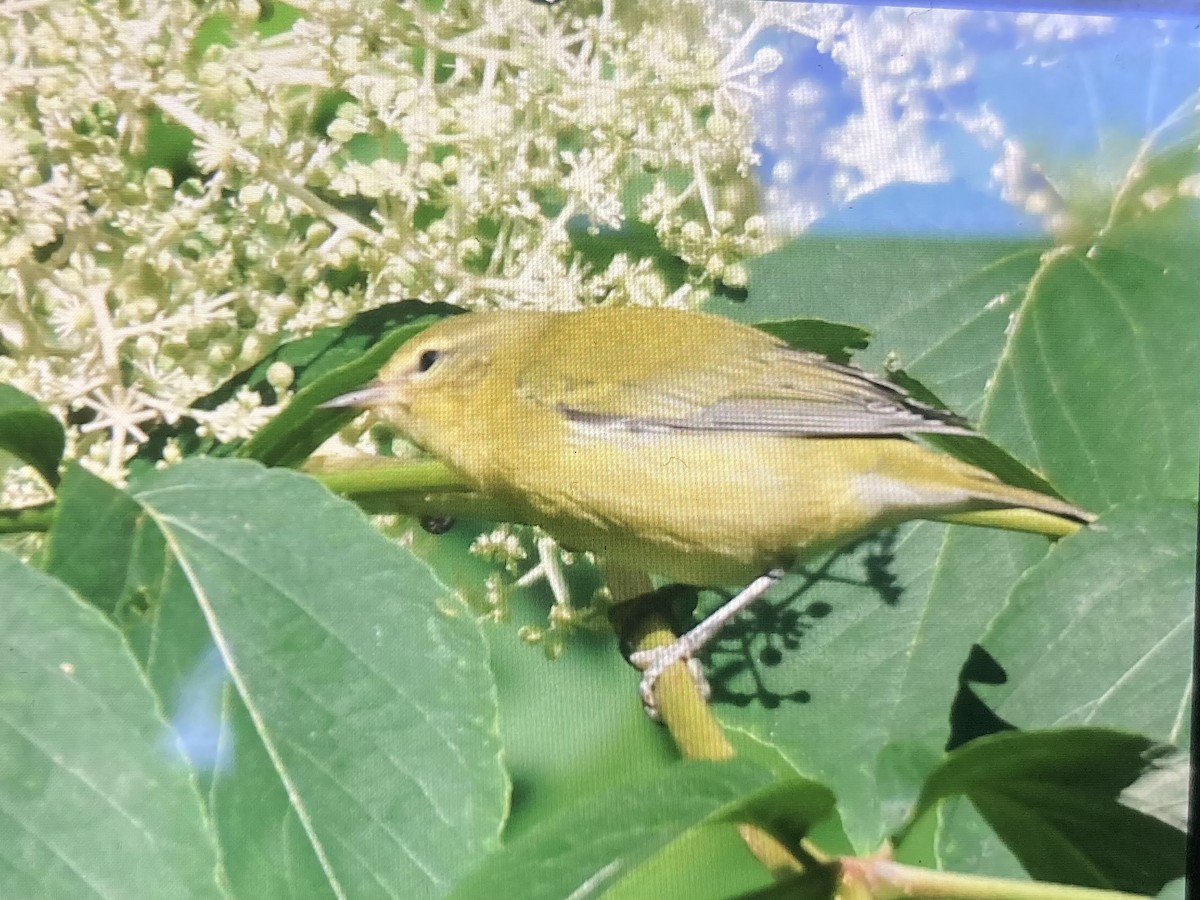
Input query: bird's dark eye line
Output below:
<box><xmin>417</xmin><ymin>349</ymin><xmax>442</xmax><ymax>373</ymax></box>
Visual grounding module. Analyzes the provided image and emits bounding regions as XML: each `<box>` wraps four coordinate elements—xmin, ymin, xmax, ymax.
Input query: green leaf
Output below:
<box><xmin>127</xmin><ymin>460</ymin><xmax>508</xmax><ymax>898</ymax></box>
<box><xmin>42</xmin><ymin>465</ymin><xmax>342</xmax><ymax>894</ymax></box>
<box><xmin>399</xmin><ymin>518</ymin><xmax>681</xmax><ymax>843</ymax></box>
<box><xmin>916</xmin><ymin>729</ymin><xmax>1186</xmax><ymax>894</ymax></box>
<box><xmin>714</xmin><ymin>200</ymin><xmax>1199</xmax><ymax>511</ymax></box>
<box><xmin>0</xmin><ymin>550</ymin><xmax>223</xmax><ymax>898</ymax></box>
<box><xmin>934</xmin><ymin>502</ymin><xmax>1194</xmax><ymax>888</ymax></box>
<box><xmin>983</xmin><ymin>203</ymin><xmax>1199</xmax><ymax>509</ymax></box>
<box><xmin>707</xmin><ymin>524</ymin><xmax>1054</xmax><ymax>850</ymax></box>
<box><xmin>41</xmin><ymin>457</ymin><xmax>507</xmax><ymax>898</ymax></box>
<box><xmin>447</xmin><ymin>760</ymin><xmax>833</xmax><ymax>900</ymax></box>
<box><xmin>0</xmin><ymin>383</ymin><xmax>65</xmax><ymax>486</ymax></box>
<box><xmin>604</xmin><ymin>826</ymin><xmax>778</xmax><ymax>900</ymax></box>
<box><xmin>705</xmin><ymin>191</ymin><xmax>1196</xmax><ymax>852</ymax></box>
<box><xmin>209</xmin><ymin>684</ymin><xmax>338</xmax><ymax>897</ymax></box>
<box><xmin>752</xmin><ymin>318</ymin><xmax>871</xmax><ymax>365</ymax></box>
<box><xmin>976</xmin><ymin>501</ymin><xmax>1194</xmax><ymax>747</ymax></box>
<box><xmin>43</xmin><ymin>466</ymin><xmax>222</xmax><ymax>767</ymax></box>
<box><xmin>41</xmin><ymin>464</ymin><xmax>145</xmax><ymax>615</ymax></box>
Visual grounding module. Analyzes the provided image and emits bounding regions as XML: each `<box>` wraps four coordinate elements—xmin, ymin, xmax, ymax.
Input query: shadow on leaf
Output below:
<box><xmin>647</xmin><ymin>531</ymin><xmax>908</xmax><ymax>712</ymax></box>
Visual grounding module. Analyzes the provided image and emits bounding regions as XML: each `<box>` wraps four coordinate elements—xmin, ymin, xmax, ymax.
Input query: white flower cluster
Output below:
<box><xmin>2</xmin><ymin>0</ymin><xmax>1150</xmax><ymax>500</ymax></box>
<box><xmin>469</xmin><ymin>525</ymin><xmax>528</xmax><ymax>573</ymax></box>
<box><xmin>1</xmin><ymin>0</ymin><xmax>777</xmax><ymax>484</ymax></box>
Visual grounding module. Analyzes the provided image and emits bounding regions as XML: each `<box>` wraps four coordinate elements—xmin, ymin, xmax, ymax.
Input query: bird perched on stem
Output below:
<box><xmin>326</xmin><ymin>306</ymin><xmax>1093</xmax><ymax>713</ymax></box>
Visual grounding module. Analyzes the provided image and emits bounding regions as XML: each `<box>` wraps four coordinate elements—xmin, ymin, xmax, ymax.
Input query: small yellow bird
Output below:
<box><xmin>328</xmin><ymin>306</ymin><xmax>1092</xmax><ymax>707</ymax></box>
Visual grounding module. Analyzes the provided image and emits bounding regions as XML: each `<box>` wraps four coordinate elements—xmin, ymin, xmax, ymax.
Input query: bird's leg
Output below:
<box><xmin>629</xmin><ymin>569</ymin><xmax>785</xmax><ymax>718</ymax></box>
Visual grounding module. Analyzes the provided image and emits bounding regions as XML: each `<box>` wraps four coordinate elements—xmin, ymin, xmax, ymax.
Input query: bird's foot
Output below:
<box><xmin>628</xmin><ymin>643</ymin><xmax>711</xmax><ymax>721</ymax></box>
<box><xmin>626</xmin><ymin>570</ymin><xmax>784</xmax><ymax>719</ymax></box>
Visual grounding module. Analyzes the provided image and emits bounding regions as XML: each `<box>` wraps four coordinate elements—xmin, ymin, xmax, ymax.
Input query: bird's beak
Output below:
<box><xmin>319</xmin><ymin>380</ymin><xmax>400</xmax><ymax>410</ymax></box>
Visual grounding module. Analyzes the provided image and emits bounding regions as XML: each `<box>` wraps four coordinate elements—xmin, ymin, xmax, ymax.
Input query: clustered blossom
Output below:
<box><xmin>4</xmin><ymin>0</ymin><xmax>1186</xmax><ymax>632</ymax></box>
<box><xmin>469</xmin><ymin>525</ymin><xmax>528</xmax><ymax>574</ymax></box>
<box><xmin>1</xmin><ymin>0</ymin><xmax>777</xmax><ymax>489</ymax></box>
<box><xmin>2</xmin><ymin>0</ymin><xmax>1183</xmax><ymax>517</ymax></box>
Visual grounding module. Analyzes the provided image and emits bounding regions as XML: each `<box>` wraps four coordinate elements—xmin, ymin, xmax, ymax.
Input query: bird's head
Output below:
<box><xmin>323</xmin><ymin>310</ymin><xmax>548</xmax><ymax>455</ymax></box>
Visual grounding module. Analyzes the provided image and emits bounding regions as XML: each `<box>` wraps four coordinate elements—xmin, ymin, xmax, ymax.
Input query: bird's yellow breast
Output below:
<box><xmin>467</xmin><ymin>400</ymin><xmax>894</xmax><ymax>584</ymax></box>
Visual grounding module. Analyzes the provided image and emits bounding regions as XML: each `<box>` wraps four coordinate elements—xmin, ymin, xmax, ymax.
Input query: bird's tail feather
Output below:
<box><xmin>935</xmin><ymin>506</ymin><xmax>1088</xmax><ymax>538</ymax></box>
<box><xmin>932</xmin><ymin>475</ymin><xmax>1095</xmax><ymax>538</ymax></box>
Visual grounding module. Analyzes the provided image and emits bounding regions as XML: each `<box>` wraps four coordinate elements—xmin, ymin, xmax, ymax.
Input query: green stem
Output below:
<box><xmin>0</xmin><ymin>502</ymin><xmax>55</xmax><ymax>534</ymax></box>
<box><xmin>308</xmin><ymin>458</ymin><xmax>473</xmax><ymax>496</ymax></box>
<box><xmin>606</xmin><ymin>569</ymin><xmax>803</xmax><ymax>878</ymax></box>
<box><xmin>307</xmin><ymin>458</ymin><xmax>522</xmax><ymax>521</ymax></box>
<box><xmin>842</xmin><ymin>857</ymin><xmax>1150</xmax><ymax>900</ymax></box>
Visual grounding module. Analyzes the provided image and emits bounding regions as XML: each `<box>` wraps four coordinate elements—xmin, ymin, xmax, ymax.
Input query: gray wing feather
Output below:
<box><xmin>558</xmin><ymin>347</ymin><xmax>974</xmax><ymax>438</ymax></box>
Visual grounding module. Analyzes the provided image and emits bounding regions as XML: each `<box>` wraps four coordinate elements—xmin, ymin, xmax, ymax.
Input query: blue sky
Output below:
<box><xmin>750</xmin><ymin>5</ymin><xmax>1199</xmax><ymax>235</ymax></box>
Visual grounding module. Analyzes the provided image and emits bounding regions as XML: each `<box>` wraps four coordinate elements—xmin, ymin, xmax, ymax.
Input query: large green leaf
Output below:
<box><xmin>209</xmin><ymin>683</ymin><xmax>337</xmax><ymax>897</ymax></box>
<box><xmin>45</xmin><ymin>466</ymin><xmax>249</xmax><ymax>774</ymax></box>
<box><xmin>447</xmin><ymin>760</ymin><xmax>833</xmax><ymax>900</ymax></box>
<box><xmin>975</xmin><ymin>500</ymin><xmax>1194</xmax><ymax>746</ymax></box>
<box><xmin>130</xmin><ymin>460</ymin><xmax>509</xmax><ymax>898</ymax></box>
<box><xmin>398</xmin><ymin>518</ymin><xmax>680</xmax><ymax>842</ymax></box>
<box><xmin>0</xmin><ymin>383</ymin><xmax>65</xmax><ymax>486</ymax></box>
<box><xmin>0</xmin><ymin>551</ymin><xmax>223</xmax><ymax>898</ymax></box>
<box><xmin>934</xmin><ymin>501</ymin><xmax>1195</xmax><ymax>882</ymax></box>
<box><xmin>699</xmin><ymin>524</ymin><xmax>1053</xmax><ymax>850</ymax></box>
<box><xmin>703</xmin><ymin>189</ymin><xmax>1196</xmax><ymax>851</ymax></box>
<box><xmin>41</xmin><ymin>458</ymin><xmax>508</xmax><ymax>898</ymax></box>
<box><xmin>915</xmin><ymin>729</ymin><xmax>1186</xmax><ymax>894</ymax></box>
<box><xmin>981</xmin><ymin>203</ymin><xmax>1199</xmax><ymax>509</ymax></box>
<box><xmin>604</xmin><ymin>825</ymin><xmax>779</xmax><ymax>900</ymax></box>
<box><xmin>716</xmin><ymin>200</ymin><xmax>1199</xmax><ymax>511</ymax></box>
<box><xmin>41</xmin><ymin>464</ymin><xmax>145</xmax><ymax>615</ymax></box>
<box><xmin>43</xmin><ymin>465</ymin><xmax>325</xmax><ymax>892</ymax></box>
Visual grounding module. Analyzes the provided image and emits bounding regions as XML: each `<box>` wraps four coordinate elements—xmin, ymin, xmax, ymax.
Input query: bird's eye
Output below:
<box><xmin>417</xmin><ymin>349</ymin><xmax>442</xmax><ymax>373</ymax></box>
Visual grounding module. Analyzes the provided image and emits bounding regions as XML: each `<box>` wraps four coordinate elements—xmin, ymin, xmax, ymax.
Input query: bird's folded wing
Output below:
<box><xmin>519</xmin><ymin>345</ymin><xmax>974</xmax><ymax>438</ymax></box>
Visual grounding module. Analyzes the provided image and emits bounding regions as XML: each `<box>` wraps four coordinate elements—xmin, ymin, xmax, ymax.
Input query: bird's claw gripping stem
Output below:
<box><xmin>628</xmin><ymin>647</ymin><xmax>711</xmax><ymax>720</ymax></box>
<box><xmin>628</xmin><ymin>569</ymin><xmax>784</xmax><ymax>719</ymax></box>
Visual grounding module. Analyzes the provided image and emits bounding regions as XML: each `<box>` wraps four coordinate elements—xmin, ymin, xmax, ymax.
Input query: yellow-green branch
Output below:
<box><xmin>0</xmin><ymin>502</ymin><xmax>55</xmax><ymax>534</ymax></box>
<box><xmin>840</xmin><ymin>857</ymin><xmax>1151</xmax><ymax>900</ymax></box>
